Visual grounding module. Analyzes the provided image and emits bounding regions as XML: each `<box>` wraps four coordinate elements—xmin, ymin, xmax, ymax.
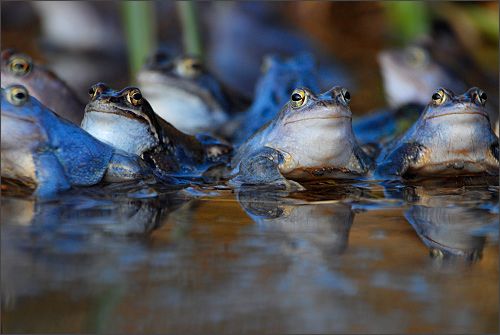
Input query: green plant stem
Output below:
<box><xmin>177</xmin><ymin>1</ymin><xmax>203</xmax><ymax>58</ymax></box>
<box><xmin>121</xmin><ymin>1</ymin><xmax>156</xmax><ymax>81</ymax></box>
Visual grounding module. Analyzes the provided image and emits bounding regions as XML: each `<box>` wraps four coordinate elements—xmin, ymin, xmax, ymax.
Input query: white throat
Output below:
<box><xmin>81</xmin><ymin>111</ymin><xmax>158</xmax><ymax>156</ymax></box>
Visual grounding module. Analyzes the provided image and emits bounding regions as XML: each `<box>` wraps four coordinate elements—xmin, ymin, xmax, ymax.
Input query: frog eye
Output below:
<box><xmin>406</xmin><ymin>47</ymin><xmax>428</xmax><ymax>67</ymax></box>
<box><xmin>474</xmin><ymin>89</ymin><xmax>487</xmax><ymax>106</ymax></box>
<box><xmin>8</xmin><ymin>56</ymin><xmax>32</xmax><ymax>76</ymax></box>
<box><xmin>341</xmin><ymin>89</ymin><xmax>351</xmax><ymax>104</ymax></box>
<box><xmin>177</xmin><ymin>57</ymin><xmax>203</xmax><ymax>78</ymax></box>
<box><xmin>290</xmin><ymin>89</ymin><xmax>307</xmax><ymax>108</ymax></box>
<box><xmin>431</xmin><ymin>89</ymin><xmax>447</xmax><ymax>105</ymax></box>
<box><xmin>127</xmin><ymin>89</ymin><xmax>143</xmax><ymax>106</ymax></box>
<box><xmin>88</xmin><ymin>83</ymin><xmax>107</xmax><ymax>100</ymax></box>
<box><xmin>6</xmin><ymin>85</ymin><xmax>29</xmax><ymax>106</ymax></box>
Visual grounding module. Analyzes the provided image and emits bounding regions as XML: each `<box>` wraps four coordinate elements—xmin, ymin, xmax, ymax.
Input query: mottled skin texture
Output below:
<box><xmin>377</xmin><ymin>87</ymin><xmax>499</xmax><ymax>179</ymax></box>
<box><xmin>136</xmin><ymin>50</ymin><xmax>232</xmax><ymax>135</ymax></box>
<box><xmin>231</xmin><ymin>87</ymin><xmax>374</xmax><ymax>189</ymax></box>
<box><xmin>81</xmin><ymin>83</ymin><xmax>232</xmax><ymax>178</ymax></box>
<box><xmin>1</xmin><ymin>49</ymin><xmax>85</xmax><ymax>124</ymax></box>
<box><xmin>1</xmin><ymin>85</ymin><xmax>149</xmax><ymax>197</ymax></box>
<box><xmin>234</xmin><ymin>53</ymin><xmax>320</xmax><ymax>144</ymax></box>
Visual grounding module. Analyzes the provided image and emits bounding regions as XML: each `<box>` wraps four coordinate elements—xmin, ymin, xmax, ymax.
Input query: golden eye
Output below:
<box><xmin>6</xmin><ymin>85</ymin><xmax>29</xmax><ymax>106</ymax></box>
<box><xmin>291</xmin><ymin>89</ymin><xmax>307</xmax><ymax>108</ymax></box>
<box><xmin>406</xmin><ymin>47</ymin><xmax>427</xmax><ymax>67</ymax></box>
<box><xmin>177</xmin><ymin>57</ymin><xmax>202</xmax><ymax>78</ymax></box>
<box><xmin>431</xmin><ymin>89</ymin><xmax>446</xmax><ymax>105</ymax></box>
<box><xmin>127</xmin><ymin>89</ymin><xmax>143</xmax><ymax>106</ymax></box>
<box><xmin>8</xmin><ymin>56</ymin><xmax>32</xmax><ymax>76</ymax></box>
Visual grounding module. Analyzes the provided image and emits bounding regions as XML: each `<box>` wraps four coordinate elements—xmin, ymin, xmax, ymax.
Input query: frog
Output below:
<box><xmin>1</xmin><ymin>85</ymin><xmax>153</xmax><ymax>197</ymax></box>
<box><xmin>1</xmin><ymin>49</ymin><xmax>85</xmax><ymax>124</ymax></box>
<box><xmin>378</xmin><ymin>45</ymin><xmax>499</xmax><ymax>136</ymax></box>
<box><xmin>232</xmin><ymin>53</ymin><xmax>321</xmax><ymax>144</ymax></box>
<box><xmin>136</xmin><ymin>49</ymin><xmax>232</xmax><ymax>135</ymax></box>
<box><xmin>378</xmin><ymin>46</ymin><xmax>467</xmax><ymax>109</ymax></box>
<box><xmin>230</xmin><ymin>86</ymin><xmax>374</xmax><ymax>189</ymax></box>
<box><xmin>81</xmin><ymin>83</ymin><xmax>232</xmax><ymax>179</ymax></box>
<box><xmin>376</xmin><ymin>87</ymin><xmax>499</xmax><ymax>179</ymax></box>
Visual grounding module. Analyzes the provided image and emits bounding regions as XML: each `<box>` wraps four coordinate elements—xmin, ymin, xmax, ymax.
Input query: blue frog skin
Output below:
<box><xmin>352</xmin><ymin>103</ymin><xmax>423</xmax><ymax>145</ymax></box>
<box><xmin>233</xmin><ymin>53</ymin><xmax>321</xmax><ymax>144</ymax></box>
<box><xmin>1</xmin><ymin>85</ymin><xmax>152</xmax><ymax>197</ymax></box>
<box><xmin>376</xmin><ymin>87</ymin><xmax>499</xmax><ymax>179</ymax></box>
<box><xmin>230</xmin><ymin>86</ymin><xmax>374</xmax><ymax>190</ymax></box>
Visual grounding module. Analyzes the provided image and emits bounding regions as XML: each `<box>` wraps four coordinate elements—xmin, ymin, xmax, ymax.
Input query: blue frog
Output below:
<box><xmin>233</xmin><ymin>53</ymin><xmax>321</xmax><ymax>144</ymax></box>
<box><xmin>1</xmin><ymin>85</ymin><xmax>152</xmax><ymax>197</ymax></box>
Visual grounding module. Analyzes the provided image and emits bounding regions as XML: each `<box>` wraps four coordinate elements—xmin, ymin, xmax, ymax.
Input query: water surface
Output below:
<box><xmin>1</xmin><ymin>180</ymin><xmax>498</xmax><ymax>333</ymax></box>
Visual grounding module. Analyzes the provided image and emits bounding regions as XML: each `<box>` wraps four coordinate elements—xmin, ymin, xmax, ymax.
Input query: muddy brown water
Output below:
<box><xmin>1</xmin><ymin>179</ymin><xmax>498</xmax><ymax>333</ymax></box>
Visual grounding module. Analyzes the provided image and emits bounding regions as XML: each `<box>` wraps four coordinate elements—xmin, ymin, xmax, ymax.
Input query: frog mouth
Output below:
<box><xmin>86</xmin><ymin>107</ymin><xmax>150</xmax><ymax>125</ymax></box>
<box><xmin>284</xmin><ymin>115</ymin><xmax>351</xmax><ymax>125</ymax></box>
<box><xmin>425</xmin><ymin>111</ymin><xmax>489</xmax><ymax>120</ymax></box>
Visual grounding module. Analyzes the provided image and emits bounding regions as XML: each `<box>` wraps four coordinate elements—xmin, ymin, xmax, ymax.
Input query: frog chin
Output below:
<box><xmin>270</xmin><ymin>117</ymin><xmax>356</xmax><ymax>170</ymax></box>
<box><xmin>81</xmin><ymin>111</ymin><xmax>158</xmax><ymax>156</ymax></box>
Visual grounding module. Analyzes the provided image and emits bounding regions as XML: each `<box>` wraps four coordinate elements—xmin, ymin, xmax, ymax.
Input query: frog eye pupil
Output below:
<box><xmin>133</xmin><ymin>92</ymin><xmax>142</xmax><ymax>100</ymax></box>
<box><xmin>432</xmin><ymin>93</ymin><xmax>441</xmax><ymax>101</ymax></box>
<box><xmin>480</xmin><ymin>92</ymin><xmax>487</xmax><ymax>101</ymax></box>
<box><xmin>292</xmin><ymin>93</ymin><xmax>302</xmax><ymax>102</ymax></box>
<box><xmin>343</xmin><ymin>91</ymin><xmax>350</xmax><ymax>101</ymax></box>
<box><xmin>14</xmin><ymin>92</ymin><xmax>25</xmax><ymax>100</ymax></box>
<box><xmin>14</xmin><ymin>63</ymin><xmax>24</xmax><ymax>69</ymax></box>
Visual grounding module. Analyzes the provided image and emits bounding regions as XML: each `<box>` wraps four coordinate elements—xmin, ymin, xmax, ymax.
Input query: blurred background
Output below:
<box><xmin>2</xmin><ymin>1</ymin><xmax>498</xmax><ymax>114</ymax></box>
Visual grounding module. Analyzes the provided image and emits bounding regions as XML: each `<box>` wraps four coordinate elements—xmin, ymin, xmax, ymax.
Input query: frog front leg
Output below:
<box><xmin>349</xmin><ymin>145</ymin><xmax>376</xmax><ymax>175</ymax></box>
<box><xmin>34</xmin><ymin>151</ymin><xmax>71</xmax><ymax>197</ymax></box>
<box><xmin>103</xmin><ymin>151</ymin><xmax>154</xmax><ymax>182</ymax></box>
<box><xmin>376</xmin><ymin>142</ymin><xmax>426</xmax><ymax>178</ymax></box>
<box><xmin>231</xmin><ymin>147</ymin><xmax>304</xmax><ymax>191</ymax></box>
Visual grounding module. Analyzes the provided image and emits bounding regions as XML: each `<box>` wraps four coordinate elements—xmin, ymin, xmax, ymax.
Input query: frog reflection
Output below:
<box><xmin>1</xmin><ymin>189</ymin><xmax>191</xmax><ymax>305</ymax></box>
<box><xmin>403</xmin><ymin>187</ymin><xmax>497</xmax><ymax>263</ymax></box>
<box><xmin>237</xmin><ymin>188</ymin><xmax>354</xmax><ymax>256</ymax></box>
